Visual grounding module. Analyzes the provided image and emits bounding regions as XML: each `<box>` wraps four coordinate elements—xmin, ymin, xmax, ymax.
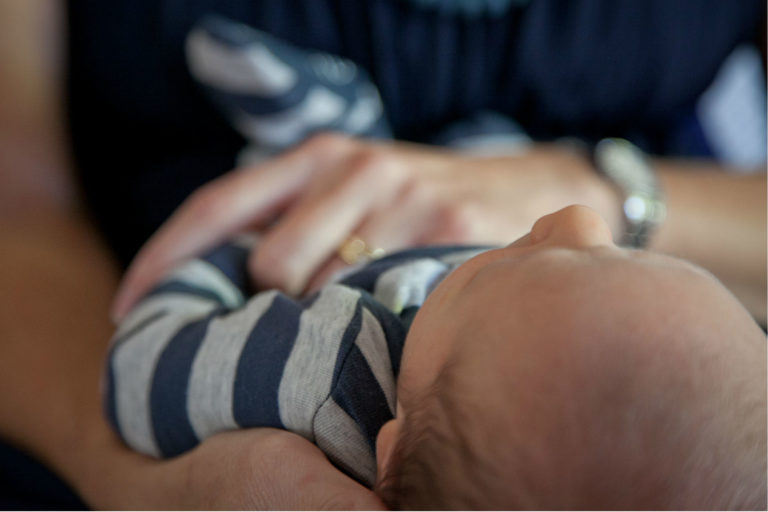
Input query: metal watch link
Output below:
<box><xmin>593</xmin><ymin>138</ymin><xmax>666</xmax><ymax>248</ymax></box>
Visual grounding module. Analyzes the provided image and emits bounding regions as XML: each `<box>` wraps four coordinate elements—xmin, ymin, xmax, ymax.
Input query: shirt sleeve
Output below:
<box><xmin>103</xmin><ymin>239</ymin><xmax>489</xmax><ymax>485</ymax></box>
<box><xmin>104</xmin><ymin>239</ymin><xmax>367</xmax><ymax>458</ymax></box>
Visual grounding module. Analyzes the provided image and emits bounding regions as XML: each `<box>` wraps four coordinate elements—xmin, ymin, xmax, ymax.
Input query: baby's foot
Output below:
<box><xmin>186</xmin><ymin>16</ymin><xmax>391</xmax><ymax>164</ymax></box>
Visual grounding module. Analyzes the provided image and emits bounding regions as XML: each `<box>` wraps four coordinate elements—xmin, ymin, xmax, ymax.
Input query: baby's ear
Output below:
<box><xmin>375</xmin><ymin>419</ymin><xmax>400</xmax><ymax>481</ymax></box>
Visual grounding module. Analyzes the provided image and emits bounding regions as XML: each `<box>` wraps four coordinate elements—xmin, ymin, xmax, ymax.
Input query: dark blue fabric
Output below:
<box><xmin>232</xmin><ymin>294</ymin><xmax>302</xmax><ymax>428</ymax></box>
<box><xmin>151</xmin><ymin>313</ymin><xmax>219</xmax><ymax>457</ymax></box>
<box><xmin>331</xmin><ymin>345</ymin><xmax>395</xmax><ymax>452</ymax></box>
<box><xmin>0</xmin><ymin>441</ymin><xmax>87</xmax><ymax>510</ymax></box>
<box><xmin>66</xmin><ymin>0</ymin><xmax>764</xmax><ymax>266</ymax></box>
<box><xmin>201</xmin><ymin>243</ymin><xmax>251</xmax><ymax>291</ymax></box>
<box><xmin>331</xmin><ymin>300</ymin><xmax>365</xmax><ymax>387</ymax></box>
<box><xmin>192</xmin><ymin>15</ymin><xmax>394</xmax><ymax>140</ymax></box>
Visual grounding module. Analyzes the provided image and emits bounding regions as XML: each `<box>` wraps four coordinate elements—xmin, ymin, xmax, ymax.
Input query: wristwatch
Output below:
<box><xmin>593</xmin><ymin>138</ymin><xmax>666</xmax><ymax>248</ymax></box>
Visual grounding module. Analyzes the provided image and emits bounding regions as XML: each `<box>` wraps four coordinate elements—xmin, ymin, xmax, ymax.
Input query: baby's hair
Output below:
<box><xmin>376</xmin><ymin>328</ymin><xmax>767</xmax><ymax>510</ymax></box>
<box><xmin>375</xmin><ymin>357</ymin><xmax>498</xmax><ymax>510</ymax></box>
<box><xmin>376</xmin><ymin>355</ymin><xmax>536</xmax><ymax>510</ymax></box>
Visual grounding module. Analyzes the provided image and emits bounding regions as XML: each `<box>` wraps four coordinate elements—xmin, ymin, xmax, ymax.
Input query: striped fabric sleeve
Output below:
<box><xmin>104</xmin><ymin>239</ymin><xmax>489</xmax><ymax>485</ymax></box>
<box><xmin>105</xmin><ymin>240</ymin><xmax>367</xmax><ymax>458</ymax></box>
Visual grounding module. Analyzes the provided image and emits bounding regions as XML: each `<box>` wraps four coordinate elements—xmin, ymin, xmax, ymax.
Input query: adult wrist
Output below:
<box><xmin>37</xmin><ymin>403</ymin><xmax>167</xmax><ymax>510</ymax></box>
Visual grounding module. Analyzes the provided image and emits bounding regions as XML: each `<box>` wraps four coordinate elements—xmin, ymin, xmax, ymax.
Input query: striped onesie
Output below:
<box><xmin>105</xmin><ymin>17</ymin><xmax>522</xmax><ymax>486</ymax></box>
<box><xmin>104</xmin><ymin>240</ymin><xmax>486</xmax><ymax>485</ymax></box>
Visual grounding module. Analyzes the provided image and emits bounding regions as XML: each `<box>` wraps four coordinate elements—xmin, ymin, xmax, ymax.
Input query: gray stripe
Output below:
<box><xmin>187</xmin><ymin>291</ymin><xmax>279</xmax><ymax>439</ymax></box>
<box><xmin>314</xmin><ymin>397</ymin><xmax>377</xmax><ymax>487</ymax></box>
<box><xmin>186</xmin><ymin>27</ymin><xmax>297</xmax><ymax>95</ymax></box>
<box><xmin>167</xmin><ymin>259</ymin><xmax>245</xmax><ymax>308</ymax></box>
<box><xmin>355</xmin><ymin>308</ymin><xmax>396</xmax><ymax>415</ymax></box>
<box><xmin>373</xmin><ymin>259</ymin><xmax>449</xmax><ymax>313</ymax></box>
<box><xmin>112</xmin><ymin>308</ymin><xmax>213</xmax><ymax>457</ymax></box>
<box><xmin>113</xmin><ymin>293</ymin><xmax>217</xmax><ymax>341</ymax></box>
<box><xmin>343</xmin><ymin>83</ymin><xmax>384</xmax><ymax>134</ymax></box>
<box><xmin>278</xmin><ymin>285</ymin><xmax>360</xmax><ymax>439</ymax></box>
<box><xmin>438</xmin><ymin>248</ymin><xmax>487</xmax><ymax>265</ymax></box>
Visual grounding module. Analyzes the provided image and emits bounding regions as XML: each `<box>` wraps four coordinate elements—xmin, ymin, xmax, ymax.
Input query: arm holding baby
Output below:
<box><xmin>110</xmin><ymin>206</ymin><xmax>767</xmax><ymax>509</ymax></box>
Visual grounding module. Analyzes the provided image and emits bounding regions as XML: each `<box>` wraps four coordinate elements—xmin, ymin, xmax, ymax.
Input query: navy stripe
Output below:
<box><xmin>331</xmin><ymin>345</ymin><xmax>395</xmax><ymax>452</ymax></box>
<box><xmin>202</xmin><ymin>82</ymin><xmax>312</xmax><ymax>117</ymax></box>
<box><xmin>232</xmin><ymin>294</ymin><xmax>302</xmax><ymax>428</ymax></box>
<box><xmin>146</xmin><ymin>281</ymin><xmax>226</xmax><ymax>304</ymax></box>
<box><xmin>150</xmin><ymin>312</ymin><xmax>221</xmax><ymax>457</ymax></box>
<box><xmin>339</xmin><ymin>259</ymin><xmax>412</xmax><ymax>291</ymax></box>
<box><xmin>200</xmin><ymin>243</ymin><xmax>251</xmax><ymax>292</ymax></box>
<box><xmin>399</xmin><ymin>305</ymin><xmax>421</xmax><ymax>332</ymax></box>
<box><xmin>358</xmin><ymin>294</ymin><xmax>407</xmax><ymax>377</ymax></box>
<box><xmin>195</xmin><ymin>16</ymin><xmax>369</xmax><ymax>116</ymax></box>
<box><xmin>203</xmin><ymin>78</ymin><xmax>372</xmax><ymax>121</ymax></box>
<box><xmin>331</xmin><ymin>300</ymin><xmax>364</xmax><ymax>386</ymax></box>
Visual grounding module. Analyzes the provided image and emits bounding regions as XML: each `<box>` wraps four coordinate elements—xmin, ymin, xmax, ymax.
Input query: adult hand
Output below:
<box><xmin>112</xmin><ymin>133</ymin><xmax>620</xmax><ymax>318</ymax></box>
<box><xmin>83</xmin><ymin>428</ymin><xmax>385</xmax><ymax>510</ymax></box>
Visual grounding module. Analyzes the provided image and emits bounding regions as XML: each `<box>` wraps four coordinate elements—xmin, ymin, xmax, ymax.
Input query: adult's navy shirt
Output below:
<box><xmin>66</xmin><ymin>0</ymin><xmax>763</xmax><ymax>265</ymax></box>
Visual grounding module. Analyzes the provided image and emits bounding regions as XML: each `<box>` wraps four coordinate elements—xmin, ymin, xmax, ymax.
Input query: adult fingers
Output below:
<box><xmin>302</xmin><ymin>179</ymin><xmax>441</xmax><ymax>294</ymax></box>
<box><xmin>303</xmin><ymin>219</ymin><xmax>393</xmax><ymax>296</ymax></box>
<box><xmin>111</xmin><ymin>133</ymin><xmax>353</xmax><ymax>320</ymax></box>
<box><xmin>249</xmin><ymin>150</ymin><xmax>406</xmax><ymax>295</ymax></box>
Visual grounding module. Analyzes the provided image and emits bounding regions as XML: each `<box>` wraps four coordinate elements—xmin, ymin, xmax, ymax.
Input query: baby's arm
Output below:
<box><xmin>105</xmin><ymin>241</ymin><xmax>485</xmax><ymax>484</ymax></box>
<box><xmin>106</xmin><ymin>240</ymin><xmax>254</xmax><ymax>457</ymax></box>
<box><xmin>107</xmin><ymin>240</ymin><xmax>369</xmax><ymax>457</ymax></box>
<box><xmin>105</xmin><ymin>239</ymin><xmax>410</xmax><ymax>483</ymax></box>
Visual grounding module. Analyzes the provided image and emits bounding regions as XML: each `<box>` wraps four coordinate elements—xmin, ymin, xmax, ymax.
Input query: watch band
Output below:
<box><xmin>593</xmin><ymin>138</ymin><xmax>666</xmax><ymax>248</ymax></box>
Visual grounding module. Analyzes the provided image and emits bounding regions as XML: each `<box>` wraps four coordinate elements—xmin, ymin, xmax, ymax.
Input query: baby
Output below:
<box><xmin>106</xmin><ymin>18</ymin><xmax>766</xmax><ymax>508</ymax></box>
<box><xmin>105</xmin><ymin>205</ymin><xmax>767</xmax><ymax>509</ymax></box>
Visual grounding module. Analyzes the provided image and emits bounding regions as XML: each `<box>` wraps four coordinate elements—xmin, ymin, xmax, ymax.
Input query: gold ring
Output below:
<box><xmin>338</xmin><ymin>236</ymin><xmax>386</xmax><ymax>265</ymax></box>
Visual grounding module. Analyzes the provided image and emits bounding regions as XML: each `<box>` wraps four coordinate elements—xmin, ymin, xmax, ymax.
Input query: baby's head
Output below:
<box><xmin>375</xmin><ymin>205</ymin><xmax>766</xmax><ymax>510</ymax></box>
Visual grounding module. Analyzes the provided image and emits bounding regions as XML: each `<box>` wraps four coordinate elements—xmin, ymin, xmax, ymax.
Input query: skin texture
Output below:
<box><xmin>111</xmin><ymin>135</ymin><xmax>623</xmax><ymax>308</ymax></box>
<box><xmin>0</xmin><ymin>1</ymin><xmax>764</xmax><ymax>508</ymax></box>
<box><xmin>111</xmin><ymin>135</ymin><xmax>766</xmax><ymax>325</ymax></box>
<box><xmin>375</xmin><ymin>206</ymin><xmax>767</xmax><ymax>509</ymax></box>
<box><xmin>0</xmin><ymin>1</ymin><xmax>385</xmax><ymax>509</ymax></box>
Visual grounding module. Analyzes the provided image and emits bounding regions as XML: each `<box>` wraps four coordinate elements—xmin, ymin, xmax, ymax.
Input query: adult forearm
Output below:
<box><xmin>0</xmin><ymin>211</ymin><xmax>140</xmax><ymax>505</ymax></box>
<box><xmin>650</xmin><ymin>162</ymin><xmax>766</xmax><ymax>322</ymax></box>
<box><xmin>0</xmin><ymin>209</ymin><xmax>385</xmax><ymax>510</ymax></box>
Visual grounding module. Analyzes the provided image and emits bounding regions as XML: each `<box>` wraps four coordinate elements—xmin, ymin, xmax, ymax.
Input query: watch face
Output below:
<box><xmin>624</xmin><ymin>194</ymin><xmax>649</xmax><ymax>222</ymax></box>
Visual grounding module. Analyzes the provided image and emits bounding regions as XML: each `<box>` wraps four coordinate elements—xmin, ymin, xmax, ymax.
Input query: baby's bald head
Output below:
<box><xmin>376</xmin><ymin>206</ymin><xmax>767</xmax><ymax>509</ymax></box>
